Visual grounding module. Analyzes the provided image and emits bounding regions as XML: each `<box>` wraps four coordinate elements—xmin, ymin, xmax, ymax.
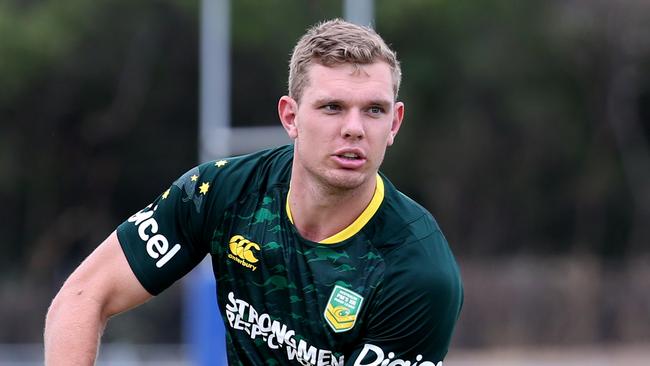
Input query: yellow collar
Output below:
<box><xmin>286</xmin><ymin>174</ymin><xmax>385</xmax><ymax>244</ymax></box>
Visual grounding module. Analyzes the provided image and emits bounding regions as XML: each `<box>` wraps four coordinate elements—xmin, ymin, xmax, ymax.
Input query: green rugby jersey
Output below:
<box><xmin>117</xmin><ymin>144</ymin><xmax>463</xmax><ymax>366</ymax></box>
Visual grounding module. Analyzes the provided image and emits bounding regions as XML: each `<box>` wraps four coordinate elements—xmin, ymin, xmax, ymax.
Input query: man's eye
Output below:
<box><xmin>368</xmin><ymin>106</ymin><xmax>385</xmax><ymax>115</ymax></box>
<box><xmin>322</xmin><ymin>104</ymin><xmax>341</xmax><ymax>112</ymax></box>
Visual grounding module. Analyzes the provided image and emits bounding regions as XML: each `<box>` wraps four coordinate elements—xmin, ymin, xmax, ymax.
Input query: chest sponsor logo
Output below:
<box><xmin>225</xmin><ymin>292</ymin><xmax>344</xmax><ymax>366</ymax></box>
<box><xmin>227</xmin><ymin>234</ymin><xmax>260</xmax><ymax>271</ymax></box>
<box><xmin>324</xmin><ymin>285</ymin><xmax>363</xmax><ymax>333</ymax></box>
<box><xmin>127</xmin><ymin>204</ymin><xmax>181</xmax><ymax>268</ymax></box>
<box><xmin>353</xmin><ymin>344</ymin><xmax>442</xmax><ymax>366</ymax></box>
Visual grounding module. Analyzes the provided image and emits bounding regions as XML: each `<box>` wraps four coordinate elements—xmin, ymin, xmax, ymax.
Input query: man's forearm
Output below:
<box><xmin>44</xmin><ymin>232</ymin><xmax>153</xmax><ymax>365</ymax></box>
<box><xmin>44</xmin><ymin>288</ymin><xmax>108</xmax><ymax>365</ymax></box>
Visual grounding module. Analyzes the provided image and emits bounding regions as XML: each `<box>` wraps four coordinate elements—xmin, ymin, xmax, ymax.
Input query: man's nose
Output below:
<box><xmin>341</xmin><ymin>110</ymin><xmax>365</xmax><ymax>140</ymax></box>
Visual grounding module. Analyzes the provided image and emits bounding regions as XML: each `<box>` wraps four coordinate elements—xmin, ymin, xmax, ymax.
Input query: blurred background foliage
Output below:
<box><xmin>1</xmin><ymin>0</ymin><xmax>649</xmax><ymax>350</ymax></box>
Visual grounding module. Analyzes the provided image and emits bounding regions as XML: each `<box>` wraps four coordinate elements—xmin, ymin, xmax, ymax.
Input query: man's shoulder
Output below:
<box><xmin>167</xmin><ymin>145</ymin><xmax>292</xmax><ymax>215</ymax></box>
<box><xmin>367</xmin><ymin>175</ymin><xmax>460</xmax><ymax>277</ymax></box>
<box><xmin>368</xmin><ymin>179</ymin><xmax>462</xmax><ymax>302</ymax></box>
<box><xmin>370</xmin><ymin>175</ymin><xmax>442</xmax><ymax>250</ymax></box>
<box><xmin>197</xmin><ymin>144</ymin><xmax>293</xmax><ymax>191</ymax></box>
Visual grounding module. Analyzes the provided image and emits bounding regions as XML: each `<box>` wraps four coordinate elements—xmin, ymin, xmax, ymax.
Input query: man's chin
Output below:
<box><xmin>321</xmin><ymin>170</ymin><xmax>371</xmax><ymax>192</ymax></box>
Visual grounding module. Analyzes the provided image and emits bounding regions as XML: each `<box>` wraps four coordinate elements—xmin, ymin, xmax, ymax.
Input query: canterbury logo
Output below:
<box><xmin>227</xmin><ymin>235</ymin><xmax>260</xmax><ymax>271</ymax></box>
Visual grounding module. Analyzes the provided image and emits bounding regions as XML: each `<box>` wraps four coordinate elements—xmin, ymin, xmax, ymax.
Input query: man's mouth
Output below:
<box><xmin>338</xmin><ymin>152</ymin><xmax>361</xmax><ymax>160</ymax></box>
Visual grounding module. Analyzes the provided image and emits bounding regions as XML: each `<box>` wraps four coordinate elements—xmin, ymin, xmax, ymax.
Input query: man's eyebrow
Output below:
<box><xmin>368</xmin><ymin>99</ymin><xmax>393</xmax><ymax>106</ymax></box>
<box><xmin>311</xmin><ymin>97</ymin><xmax>394</xmax><ymax>107</ymax></box>
<box><xmin>312</xmin><ymin>97</ymin><xmax>344</xmax><ymax>106</ymax></box>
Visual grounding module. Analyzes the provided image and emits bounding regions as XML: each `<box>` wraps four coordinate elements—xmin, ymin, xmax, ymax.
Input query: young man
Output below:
<box><xmin>45</xmin><ymin>19</ymin><xmax>463</xmax><ymax>365</ymax></box>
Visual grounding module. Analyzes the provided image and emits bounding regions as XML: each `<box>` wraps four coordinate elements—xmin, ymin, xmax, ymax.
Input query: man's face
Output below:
<box><xmin>279</xmin><ymin>61</ymin><xmax>404</xmax><ymax>192</ymax></box>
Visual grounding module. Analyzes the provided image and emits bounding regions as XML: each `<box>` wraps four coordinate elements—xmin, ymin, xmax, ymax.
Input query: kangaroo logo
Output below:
<box><xmin>227</xmin><ymin>235</ymin><xmax>260</xmax><ymax>271</ymax></box>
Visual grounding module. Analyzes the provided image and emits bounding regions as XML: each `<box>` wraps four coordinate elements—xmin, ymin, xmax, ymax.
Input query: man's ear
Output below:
<box><xmin>278</xmin><ymin>96</ymin><xmax>299</xmax><ymax>140</ymax></box>
<box><xmin>387</xmin><ymin>101</ymin><xmax>405</xmax><ymax>146</ymax></box>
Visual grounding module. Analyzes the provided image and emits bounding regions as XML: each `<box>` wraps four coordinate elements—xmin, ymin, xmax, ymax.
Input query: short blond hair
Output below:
<box><xmin>288</xmin><ymin>19</ymin><xmax>402</xmax><ymax>102</ymax></box>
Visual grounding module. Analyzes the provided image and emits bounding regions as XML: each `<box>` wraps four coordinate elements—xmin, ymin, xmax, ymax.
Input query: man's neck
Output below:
<box><xmin>288</xmin><ymin>174</ymin><xmax>377</xmax><ymax>243</ymax></box>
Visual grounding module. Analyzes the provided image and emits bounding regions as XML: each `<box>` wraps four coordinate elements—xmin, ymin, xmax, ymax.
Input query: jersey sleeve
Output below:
<box><xmin>116</xmin><ymin>162</ymin><xmax>222</xmax><ymax>295</ymax></box>
<box><xmin>348</xmin><ymin>229</ymin><xmax>463</xmax><ymax>365</ymax></box>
